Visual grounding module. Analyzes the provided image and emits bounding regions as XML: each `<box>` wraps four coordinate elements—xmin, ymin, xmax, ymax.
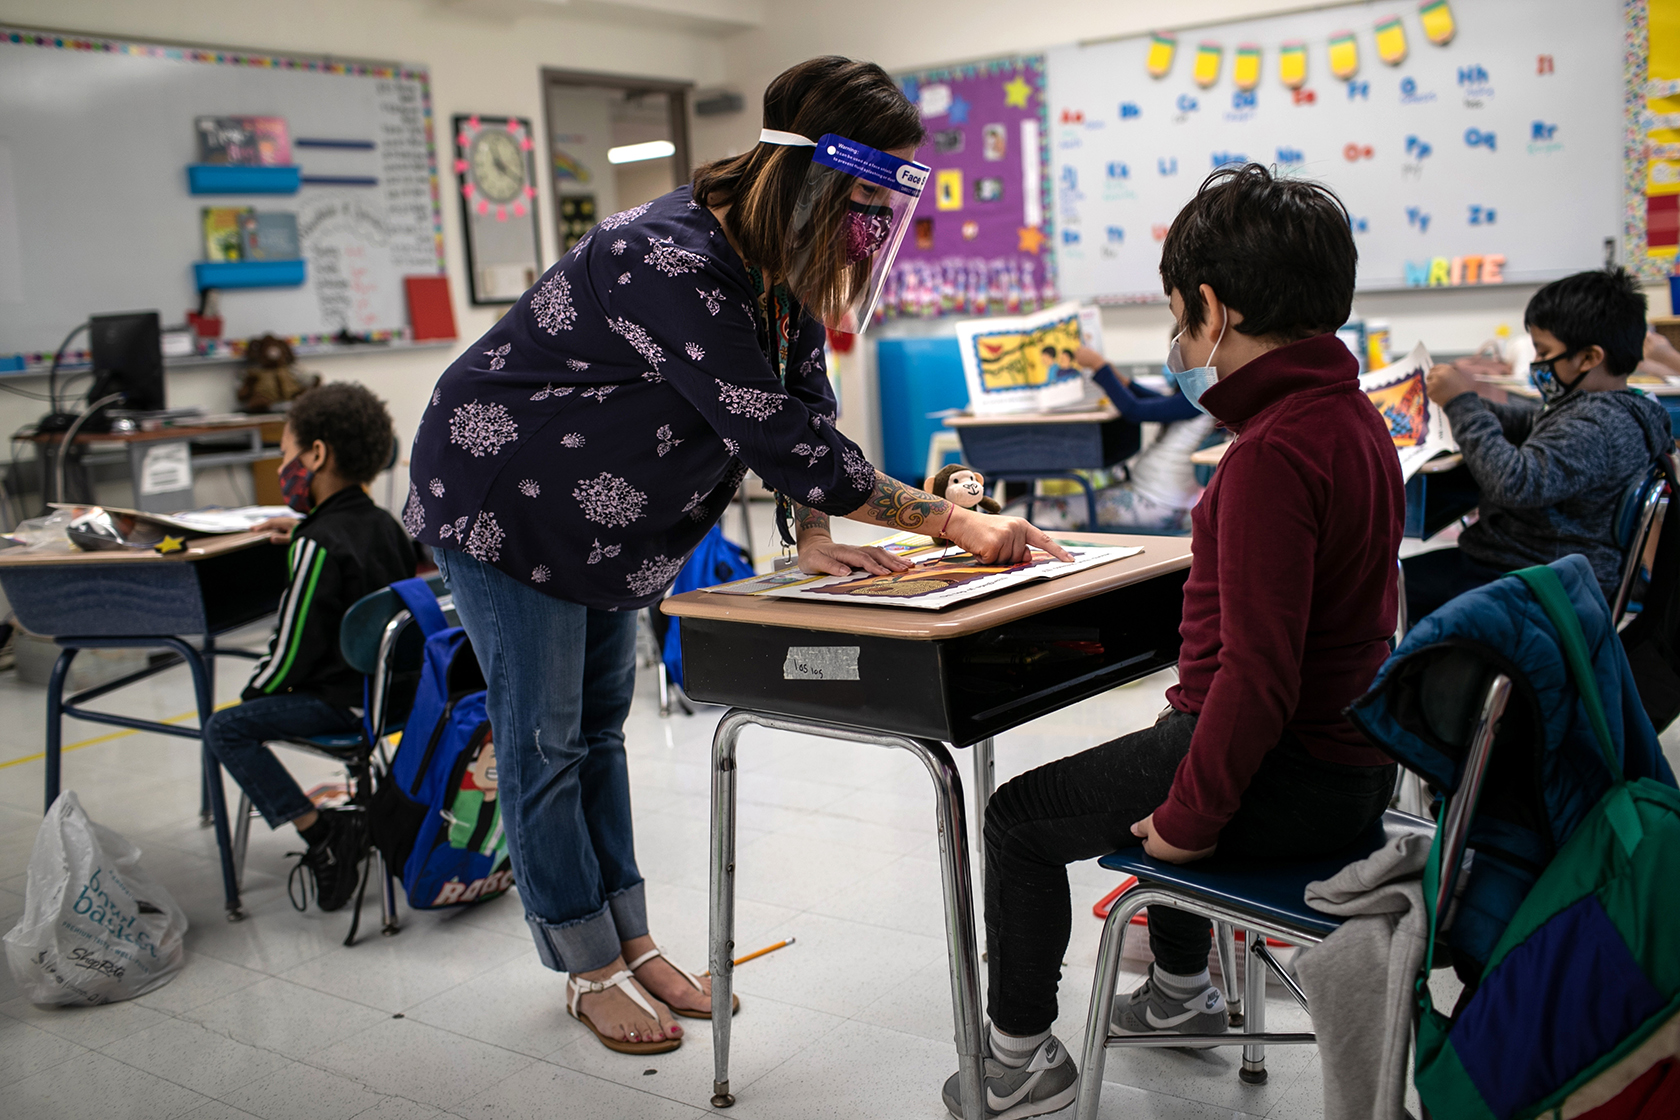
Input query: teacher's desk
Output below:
<box><xmin>663</xmin><ymin>532</ymin><xmax>1193</xmax><ymax>1120</ymax></box>
<box><xmin>0</xmin><ymin>530</ymin><xmax>289</xmax><ymax>918</ymax></box>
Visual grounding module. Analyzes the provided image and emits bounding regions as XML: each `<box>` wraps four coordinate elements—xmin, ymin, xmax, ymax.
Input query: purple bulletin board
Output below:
<box><xmin>881</xmin><ymin>56</ymin><xmax>1054</xmax><ymax>319</ymax></box>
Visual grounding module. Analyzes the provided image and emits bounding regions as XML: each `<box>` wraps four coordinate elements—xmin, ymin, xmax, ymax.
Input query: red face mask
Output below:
<box><xmin>278</xmin><ymin>453</ymin><xmax>315</xmax><ymax>513</ymax></box>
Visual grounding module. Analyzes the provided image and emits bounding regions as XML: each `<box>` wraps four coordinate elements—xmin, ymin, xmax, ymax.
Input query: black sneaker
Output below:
<box><xmin>941</xmin><ymin>1034</ymin><xmax>1078</xmax><ymax>1120</ymax></box>
<box><xmin>288</xmin><ymin>808</ymin><xmax>367</xmax><ymax>912</ymax></box>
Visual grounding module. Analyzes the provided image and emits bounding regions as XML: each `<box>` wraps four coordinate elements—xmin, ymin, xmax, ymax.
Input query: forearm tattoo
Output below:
<box><xmin>863</xmin><ymin>471</ymin><xmax>951</xmax><ymax>530</ymax></box>
<box><xmin>793</xmin><ymin>501</ymin><xmax>829</xmax><ymax>536</ymax></box>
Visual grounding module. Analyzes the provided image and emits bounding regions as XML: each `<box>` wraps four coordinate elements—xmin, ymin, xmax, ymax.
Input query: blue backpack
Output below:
<box><xmin>368</xmin><ymin>579</ymin><xmax>513</xmax><ymax>910</ymax></box>
<box><xmin>658</xmin><ymin>524</ymin><xmax>754</xmax><ymax>689</ymax></box>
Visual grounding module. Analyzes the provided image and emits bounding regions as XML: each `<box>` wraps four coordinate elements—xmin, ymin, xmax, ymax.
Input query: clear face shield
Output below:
<box><xmin>761</xmin><ymin>129</ymin><xmax>929</xmax><ymax>335</ymax></box>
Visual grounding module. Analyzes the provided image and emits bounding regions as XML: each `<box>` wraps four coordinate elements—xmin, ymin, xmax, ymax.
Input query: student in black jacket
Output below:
<box><xmin>204</xmin><ymin>383</ymin><xmax>415</xmax><ymax>911</ymax></box>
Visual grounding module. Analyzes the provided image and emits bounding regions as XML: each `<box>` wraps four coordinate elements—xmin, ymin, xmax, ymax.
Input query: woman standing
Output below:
<box><xmin>407</xmin><ymin>56</ymin><xmax>1067</xmax><ymax>1054</ymax></box>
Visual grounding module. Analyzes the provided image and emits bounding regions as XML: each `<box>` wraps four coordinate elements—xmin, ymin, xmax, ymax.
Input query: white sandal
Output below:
<box><xmin>627</xmin><ymin>945</ymin><xmax>739</xmax><ymax>1020</ymax></box>
<box><xmin>566</xmin><ymin>968</ymin><xmax>680</xmax><ymax>1053</ymax></box>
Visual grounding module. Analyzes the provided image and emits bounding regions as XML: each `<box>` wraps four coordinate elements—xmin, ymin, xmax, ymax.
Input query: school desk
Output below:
<box><xmin>1189</xmin><ymin>442</ymin><xmax>1472</xmax><ymax>538</ymax></box>
<box><xmin>945</xmin><ymin>408</ymin><xmax>1142</xmax><ymax>528</ymax></box>
<box><xmin>662</xmin><ymin>533</ymin><xmax>1193</xmax><ymax>1120</ymax></box>
<box><xmin>0</xmin><ymin>530</ymin><xmax>289</xmax><ymax>918</ymax></box>
<box><xmin>23</xmin><ymin>415</ymin><xmax>283</xmax><ymax>512</ymax></box>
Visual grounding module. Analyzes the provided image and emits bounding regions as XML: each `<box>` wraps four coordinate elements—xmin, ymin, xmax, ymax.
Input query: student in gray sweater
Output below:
<box><xmin>1406</xmin><ymin>268</ymin><xmax>1672</xmax><ymax>622</ymax></box>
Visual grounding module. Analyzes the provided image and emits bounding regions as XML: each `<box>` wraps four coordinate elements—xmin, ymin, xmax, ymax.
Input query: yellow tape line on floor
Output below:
<box><xmin>0</xmin><ymin>699</ymin><xmax>241</xmax><ymax>770</ymax></box>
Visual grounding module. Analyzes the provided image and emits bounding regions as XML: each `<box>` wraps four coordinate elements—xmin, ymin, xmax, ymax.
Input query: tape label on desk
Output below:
<box><xmin>783</xmin><ymin>645</ymin><xmax>860</xmax><ymax>681</ymax></box>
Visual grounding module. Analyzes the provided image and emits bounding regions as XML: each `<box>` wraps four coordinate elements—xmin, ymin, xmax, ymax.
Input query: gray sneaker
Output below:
<box><xmin>941</xmin><ymin>1033</ymin><xmax>1078</xmax><ymax>1120</ymax></box>
<box><xmin>1111</xmin><ymin>965</ymin><xmax>1228</xmax><ymax>1046</ymax></box>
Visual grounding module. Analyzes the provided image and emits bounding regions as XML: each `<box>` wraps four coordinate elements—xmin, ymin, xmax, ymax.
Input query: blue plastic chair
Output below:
<box><xmin>1071</xmin><ymin>668</ymin><xmax>1512</xmax><ymax>1120</ymax></box>
<box><xmin>1609</xmin><ymin>455</ymin><xmax>1672</xmax><ymax>627</ymax></box>
<box><xmin>229</xmin><ymin>573</ymin><xmax>452</xmax><ymax>944</ymax></box>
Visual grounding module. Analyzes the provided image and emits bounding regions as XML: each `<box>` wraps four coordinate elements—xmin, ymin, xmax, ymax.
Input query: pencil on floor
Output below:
<box><xmin>701</xmin><ymin>937</ymin><xmax>795</xmax><ymax>976</ymax></box>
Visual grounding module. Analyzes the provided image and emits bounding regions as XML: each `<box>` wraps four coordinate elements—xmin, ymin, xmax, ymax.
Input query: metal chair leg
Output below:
<box><xmin>659</xmin><ymin>661</ymin><xmax>671</xmax><ymax>718</ymax></box>
<box><xmin>379</xmin><ymin>849</ymin><xmax>401</xmax><ymax>936</ymax></box>
<box><xmin>1241</xmin><ymin>926</ymin><xmax>1268</xmax><ymax>1084</ymax></box>
<box><xmin>1216</xmin><ymin>921</ymin><xmax>1243</xmax><ymax>1027</ymax></box>
<box><xmin>231</xmin><ymin>792</ymin><xmax>254</xmax><ymax>890</ymax></box>
<box><xmin>1075</xmin><ymin>889</ymin><xmax>1136</xmax><ymax>1120</ymax></box>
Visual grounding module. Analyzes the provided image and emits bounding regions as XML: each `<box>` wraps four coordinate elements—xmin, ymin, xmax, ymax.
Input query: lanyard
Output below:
<box><xmin>747</xmin><ymin>264</ymin><xmax>802</xmax><ymax>555</ymax></box>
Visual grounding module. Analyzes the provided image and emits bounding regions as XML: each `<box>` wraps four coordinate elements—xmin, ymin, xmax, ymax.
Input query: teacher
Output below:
<box><xmin>407</xmin><ymin>56</ymin><xmax>1067</xmax><ymax>1056</ymax></box>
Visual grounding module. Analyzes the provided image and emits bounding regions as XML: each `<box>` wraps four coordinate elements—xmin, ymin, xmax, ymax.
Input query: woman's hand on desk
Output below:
<box><xmin>797</xmin><ymin>538</ymin><xmax>913</xmax><ymax>577</ymax></box>
<box><xmin>1130</xmin><ymin>812</ymin><xmax>1216</xmax><ymax>864</ymax></box>
<box><xmin>250</xmin><ymin>517</ymin><xmax>298</xmax><ymax>544</ymax></box>
<box><xmin>947</xmin><ymin>508</ymin><xmax>1074</xmax><ymax>565</ymax></box>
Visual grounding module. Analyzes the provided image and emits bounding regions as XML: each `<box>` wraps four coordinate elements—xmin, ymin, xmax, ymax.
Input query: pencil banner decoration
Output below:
<box><xmin>1279</xmin><ymin>41</ymin><xmax>1308</xmax><ymax>89</ymax></box>
<box><xmin>1233</xmin><ymin>45</ymin><xmax>1262</xmax><ymax>91</ymax></box>
<box><xmin>1418</xmin><ymin>0</ymin><xmax>1456</xmax><ymax>45</ymax></box>
<box><xmin>1328</xmin><ymin>31</ymin><xmax>1360</xmax><ymax>80</ymax></box>
<box><xmin>1374</xmin><ymin>17</ymin><xmax>1408</xmax><ymax>65</ymax></box>
<box><xmin>1146</xmin><ymin>33</ymin><xmax>1177</xmax><ymax>78</ymax></box>
<box><xmin>1193</xmin><ymin>42</ymin><xmax>1223</xmax><ymax>88</ymax></box>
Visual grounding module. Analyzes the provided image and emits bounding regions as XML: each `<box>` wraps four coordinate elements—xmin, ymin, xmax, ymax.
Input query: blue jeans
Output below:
<box><xmin>435</xmin><ymin>548</ymin><xmax>646</xmax><ymax>974</ymax></box>
<box><xmin>203</xmin><ymin>693</ymin><xmax>363</xmax><ymax>827</ymax></box>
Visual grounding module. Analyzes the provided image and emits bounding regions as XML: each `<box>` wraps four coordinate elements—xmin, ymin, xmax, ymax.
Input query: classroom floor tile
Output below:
<box><xmin>2</xmin><ymin>541</ymin><xmax>1678</xmax><ymax>1120</ymax></box>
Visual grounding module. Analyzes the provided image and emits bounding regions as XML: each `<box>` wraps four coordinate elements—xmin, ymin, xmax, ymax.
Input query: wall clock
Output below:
<box><xmin>453</xmin><ymin>115</ymin><xmax>544</xmax><ymax>305</ymax></box>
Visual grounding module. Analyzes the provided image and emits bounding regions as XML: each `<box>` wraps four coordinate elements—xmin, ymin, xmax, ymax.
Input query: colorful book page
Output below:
<box><xmin>757</xmin><ymin>544</ymin><xmax>1142</xmax><ymax>611</ymax></box>
<box><xmin>1359</xmin><ymin>341</ymin><xmax>1458</xmax><ymax>481</ymax></box>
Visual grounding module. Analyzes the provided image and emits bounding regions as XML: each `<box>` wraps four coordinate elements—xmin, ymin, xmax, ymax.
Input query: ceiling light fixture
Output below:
<box><xmin>607</xmin><ymin>140</ymin><xmax>675</xmax><ymax>164</ymax></box>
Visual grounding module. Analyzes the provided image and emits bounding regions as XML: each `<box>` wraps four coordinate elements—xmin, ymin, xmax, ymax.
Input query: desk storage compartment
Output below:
<box><xmin>678</xmin><ymin>565</ymin><xmax>1187</xmax><ymax>747</ymax></box>
<box><xmin>956</xmin><ymin>418</ymin><xmax>1140</xmax><ymax>474</ymax></box>
<box><xmin>942</xmin><ymin>568</ymin><xmax>1186</xmax><ymax>744</ymax></box>
<box><xmin>1405</xmin><ymin>463</ymin><xmax>1479</xmax><ymax>539</ymax></box>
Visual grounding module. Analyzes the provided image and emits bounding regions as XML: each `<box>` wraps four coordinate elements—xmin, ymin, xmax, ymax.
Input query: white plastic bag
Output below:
<box><xmin>3</xmin><ymin>791</ymin><xmax>187</xmax><ymax>1005</ymax></box>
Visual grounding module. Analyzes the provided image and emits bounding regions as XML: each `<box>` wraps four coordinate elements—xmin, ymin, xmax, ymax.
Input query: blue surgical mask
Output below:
<box><xmin>1166</xmin><ymin>314</ymin><xmax>1228</xmax><ymax>415</ymax></box>
<box><xmin>1528</xmin><ymin>349</ymin><xmax>1585</xmax><ymax>406</ymax></box>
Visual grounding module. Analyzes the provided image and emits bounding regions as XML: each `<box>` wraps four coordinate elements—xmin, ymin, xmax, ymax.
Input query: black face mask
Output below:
<box><xmin>1529</xmin><ymin>347</ymin><xmax>1587</xmax><ymax>406</ymax></box>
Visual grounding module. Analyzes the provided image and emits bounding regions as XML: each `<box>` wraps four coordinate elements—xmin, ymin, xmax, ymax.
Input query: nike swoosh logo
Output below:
<box><xmin>987</xmin><ymin>1080</ymin><xmax>1032</xmax><ymax>1111</ymax></box>
<box><xmin>1145</xmin><ymin>1006</ymin><xmax>1202</xmax><ymax>1028</ymax></box>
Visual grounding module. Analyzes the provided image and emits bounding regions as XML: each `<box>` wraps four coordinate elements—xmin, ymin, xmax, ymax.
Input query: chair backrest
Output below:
<box><xmin>338</xmin><ymin>572</ymin><xmax>451</xmax><ymax>736</ymax></box>
<box><xmin>1611</xmin><ymin>460</ymin><xmax>1672</xmax><ymax>627</ymax></box>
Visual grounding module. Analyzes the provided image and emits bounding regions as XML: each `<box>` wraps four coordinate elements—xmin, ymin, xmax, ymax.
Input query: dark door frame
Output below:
<box><xmin>539</xmin><ymin>68</ymin><xmax>694</xmax><ymax>258</ymax></box>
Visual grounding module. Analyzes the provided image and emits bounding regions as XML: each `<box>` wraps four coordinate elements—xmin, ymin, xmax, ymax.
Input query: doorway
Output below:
<box><xmin>541</xmin><ymin>70</ymin><xmax>693</xmax><ymax>257</ymax></box>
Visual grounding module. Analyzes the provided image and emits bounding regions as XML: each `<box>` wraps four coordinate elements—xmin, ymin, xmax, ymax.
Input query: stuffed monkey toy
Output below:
<box><xmin>925</xmin><ymin>463</ymin><xmax>1001</xmax><ymax>547</ymax></box>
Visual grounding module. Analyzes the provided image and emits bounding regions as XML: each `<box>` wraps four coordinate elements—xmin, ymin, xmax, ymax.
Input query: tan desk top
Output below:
<box><xmin>943</xmin><ymin>406</ymin><xmax>1122</xmax><ymax>427</ymax></box>
<box><xmin>662</xmin><ymin>532</ymin><xmax>1192</xmax><ymax>640</ymax></box>
<box><xmin>23</xmin><ymin>416</ymin><xmax>282</xmax><ymax>445</ymax></box>
<box><xmin>1189</xmin><ymin>441</ymin><xmax>1463</xmax><ymax>475</ymax></box>
<box><xmin>0</xmin><ymin>531</ymin><xmax>273</xmax><ymax>568</ymax></box>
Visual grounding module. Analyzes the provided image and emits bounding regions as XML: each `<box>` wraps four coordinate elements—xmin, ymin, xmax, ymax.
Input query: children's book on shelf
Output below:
<box><xmin>705</xmin><ymin>531</ymin><xmax>1142</xmax><ymax>611</ymax></box>
<box><xmin>1360</xmin><ymin>341</ymin><xmax>1459</xmax><ymax>481</ymax></box>
<box><xmin>202</xmin><ymin>207</ymin><xmax>252</xmax><ymax>261</ymax></box>
<box><xmin>194</xmin><ymin>116</ymin><xmax>291</xmax><ymax>165</ymax></box>
<box><xmin>239</xmin><ymin>211</ymin><xmax>300</xmax><ymax>260</ymax></box>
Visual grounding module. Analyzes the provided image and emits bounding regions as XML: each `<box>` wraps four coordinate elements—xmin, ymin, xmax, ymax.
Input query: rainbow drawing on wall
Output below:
<box><xmin>1146</xmin><ymin>33</ymin><xmax>1177</xmax><ymax>78</ymax></box>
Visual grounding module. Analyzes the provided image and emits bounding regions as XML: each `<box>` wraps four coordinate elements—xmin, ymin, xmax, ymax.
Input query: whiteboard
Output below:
<box><xmin>1047</xmin><ymin>0</ymin><xmax>1625</xmax><ymax>302</ymax></box>
<box><xmin>0</xmin><ymin>26</ymin><xmax>444</xmax><ymax>363</ymax></box>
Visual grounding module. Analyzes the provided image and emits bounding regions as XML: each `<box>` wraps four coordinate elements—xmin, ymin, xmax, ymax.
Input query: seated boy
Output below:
<box><xmin>941</xmin><ymin>164</ymin><xmax>1402</xmax><ymax>1119</ymax></box>
<box><xmin>204</xmin><ymin>383</ymin><xmax>415</xmax><ymax>911</ymax></box>
<box><xmin>1408</xmin><ymin>268</ymin><xmax>1671</xmax><ymax>622</ymax></box>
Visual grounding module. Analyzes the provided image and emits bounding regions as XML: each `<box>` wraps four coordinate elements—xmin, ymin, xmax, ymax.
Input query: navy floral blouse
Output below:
<box><xmin>406</xmin><ymin>186</ymin><xmax>877</xmax><ymax>610</ymax></box>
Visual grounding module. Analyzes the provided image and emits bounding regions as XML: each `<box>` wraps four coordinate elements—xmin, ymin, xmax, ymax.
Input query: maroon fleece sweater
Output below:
<box><xmin>1155</xmin><ymin>333</ymin><xmax>1403</xmax><ymax>852</ymax></box>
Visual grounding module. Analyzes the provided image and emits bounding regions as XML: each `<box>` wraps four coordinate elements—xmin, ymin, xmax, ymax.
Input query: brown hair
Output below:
<box><xmin>692</xmin><ymin>57</ymin><xmax>923</xmax><ymax>320</ymax></box>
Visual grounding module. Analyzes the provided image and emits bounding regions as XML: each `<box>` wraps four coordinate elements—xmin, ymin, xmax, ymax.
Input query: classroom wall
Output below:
<box><xmin>699</xmin><ymin>0</ymin><xmax>1669</xmax><ymax>462</ymax></box>
<box><xmin>0</xmin><ymin>0</ymin><xmax>728</xmax><ymax>510</ymax></box>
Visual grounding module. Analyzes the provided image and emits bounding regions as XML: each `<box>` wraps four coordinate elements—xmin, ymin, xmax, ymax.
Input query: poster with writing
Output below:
<box><xmin>883</xmin><ymin>56</ymin><xmax>1053</xmax><ymax>319</ymax></box>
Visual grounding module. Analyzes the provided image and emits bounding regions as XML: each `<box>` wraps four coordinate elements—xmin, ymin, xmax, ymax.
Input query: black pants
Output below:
<box><xmin>1401</xmin><ymin>548</ymin><xmax>1506</xmax><ymax>626</ymax></box>
<box><xmin>983</xmin><ymin>708</ymin><xmax>1396</xmax><ymax>1035</ymax></box>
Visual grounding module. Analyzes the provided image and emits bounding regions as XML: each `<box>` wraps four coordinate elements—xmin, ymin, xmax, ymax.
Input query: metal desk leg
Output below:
<box><xmin>709</xmin><ymin>710</ymin><xmax>986</xmax><ymax>1120</ymax></box>
<box><xmin>43</xmin><ymin>648</ymin><xmax>78</xmax><ymax>811</ymax></box>
<box><xmin>179</xmin><ymin>640</ymin><xmax>243</xmax><ymax>921</ymax></box>
<box><xmin>971</xmin><ymin>736</ymin><xmax>995</xmax><ymax>898</ymax></box>
<box><xmin>1240</xmin><ymin>927</ymin><xmax>1267</xmax><ymax>1083</ymax></box>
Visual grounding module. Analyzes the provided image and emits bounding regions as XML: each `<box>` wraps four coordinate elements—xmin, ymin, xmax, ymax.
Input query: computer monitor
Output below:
<box><xmin>88</xmin><ymin>311</ymin><xmax>164</xmax><ymax>413</ymax></box>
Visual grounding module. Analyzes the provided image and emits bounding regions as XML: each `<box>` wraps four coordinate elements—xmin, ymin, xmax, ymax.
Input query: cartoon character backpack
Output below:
<box><xmin>368</xmin><ymin>579</ymin><xmax>513</xmax><ymax>910</ymax></box>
